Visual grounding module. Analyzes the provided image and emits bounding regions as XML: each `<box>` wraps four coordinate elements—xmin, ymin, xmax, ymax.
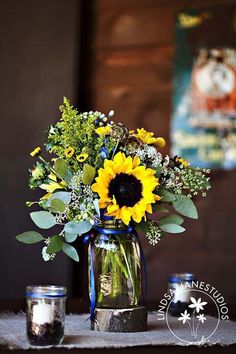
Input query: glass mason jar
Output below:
<box><xmin>168</xmin><ymin>273</ymin><xmax>196</xmax><ymax>316</ymax></box>
<box><xmin>89</xmin><ymin>219</ymin><xmax>142</xmax><ymax>309</ymax></box>
<box><xmin>26</xmin><ymin>285</ymin><xmax>66</xmax><ymax>346</ymax></box>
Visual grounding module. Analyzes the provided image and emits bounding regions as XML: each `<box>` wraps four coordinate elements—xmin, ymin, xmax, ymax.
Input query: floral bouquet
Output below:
<box><xmin>16</xmin><ymin>97</ymin><xmax>211</xmax><ymax>264</ymax></box>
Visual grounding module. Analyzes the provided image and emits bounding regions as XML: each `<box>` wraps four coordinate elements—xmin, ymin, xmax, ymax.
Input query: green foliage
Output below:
<box><xmin>64</xmin><ymin>232</ymin><xmax>78</xmax><ymax>243</ymax></box>
<box><xmin>50</xmin><ymin>199</ymin><xmax>66</xmax><ymax>212</ymax></box>
<box><xmin>45</xmin><ymin>97</ymin><xmax>116</xmax><ymax>172</ymax></box>
<box><xmin>159</xmin><ymin>214</ymin><xmax>184</xmax><ymax>226</ymax></box>
<box><xmin>53</xmin><ymin>158</ymin><xmax>69</xmax><ymax>179</ymax></box>
<box><xmin>158</xmin><ymin>188</ymin><xmax>176</xmax><ymax>202</ymax></box>
<box><xmin>46</xmin><ymin>235</ymin><xmax>63</xmax><ymax>254</ymax></box>
<box><xmin>64</xmin><ymin>220</ymin><xmax>92</xmax><ymax>235</ymax></box>
<box><xmin>47</xmin><ymin>191</ymin><xmax>71</xmax><ymax>205</ymax></box>
<box><xmin>29</xmin><ymin>161</ymin><xmax>49</xmax><ymax>190</ymax></box>
<box><xmin>153</xmin><ymin>205</ymin><xmax>169</xmax><ymax>213</ymax></box>
<box><xmin>93</xmin><ymin>199</ymin><xmax>100</xmax><ymax>217</ymax></box>
<box><xmin>135</xmin><ymin>220</ymin><xmax>150</xmax><ymax>233</ymax></box>
<box><xmin>16</xmin><ymin>231</ymin><xmax>44</xmax><ymax>244</ymax></box>
<box><xmin>82</xmin><ymin>164</ymin><xmax>96</xmax><ymax>185</ymax></box>
<box><xmin>30</xmin><ymin>211</ymin><xmax>57</xmax><ymax>229</ymax></box>
<box><xmin>159</xmin><ymin>224</ymin><xmax>185</xmax><ymax>233</ymax></box>
<box><xmin>62</xmin><ymin>243</ymin><xmax>79</xmax><ymax>262</ymax></box>
<box><xmin>172</xmin><ymin>194</ymin><xmax>198</xmax><ymax>219</ymax></box>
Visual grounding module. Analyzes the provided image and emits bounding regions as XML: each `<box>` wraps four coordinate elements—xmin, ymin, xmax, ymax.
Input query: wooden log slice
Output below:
<box><xmin>92</xmin><ymin>306</ymin><xmax>147</xmax><ymax>332</ymax></box>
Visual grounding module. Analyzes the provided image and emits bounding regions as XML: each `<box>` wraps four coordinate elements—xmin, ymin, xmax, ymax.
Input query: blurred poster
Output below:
<box><xmin>171</xmin><ymin>6</ymin><xmax>236</xmax><ymax>169</ymax></box>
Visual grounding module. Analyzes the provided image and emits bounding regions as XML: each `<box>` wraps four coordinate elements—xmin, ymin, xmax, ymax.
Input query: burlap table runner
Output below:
<box><xmin>0</xmin><ymin>312</ymin><xmax>235</xmax><ymax>349</ymax></box>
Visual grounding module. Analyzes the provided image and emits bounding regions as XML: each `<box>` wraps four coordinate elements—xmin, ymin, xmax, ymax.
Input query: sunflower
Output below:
<box><xmin>92</xmin><ymin>152</ymin><xmax>160</xmax><ymax>225</ymax></box>
<box><xmin>134</xmin><ymin>128</ymin><xmax>166</xmax><ymax>148</ymax></box>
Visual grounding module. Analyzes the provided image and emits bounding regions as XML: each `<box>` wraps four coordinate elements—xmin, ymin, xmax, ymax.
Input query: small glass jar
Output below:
<box><xmin>168</xmin><ymin>273</ymin><xmax>196</xmax><ymax>316</ymax></box>
<box><xmin>26</xmin><ymin>285</ymin><xmax>66</xmax><ymax>346</ymax></box>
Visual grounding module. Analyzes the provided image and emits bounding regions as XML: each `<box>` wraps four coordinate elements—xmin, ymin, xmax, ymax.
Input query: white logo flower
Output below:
<box><xmin>177</xmin><ymin>298</ymin><xmax>208</xmax><ymax>339</ymax></box>
<box><xmin>188</xmin><ymin>297</ymin><xmax>207</xmax><ymax>313</ymax></box>
<box><xmin>178</xmin><ymin>310</ymin><xmax>191</xmax><ymax>324</ymax></box>
<box><xmin>197</xmin><ymin>313</ymin><xmax>207</xmax><ymax>324</ymax></box>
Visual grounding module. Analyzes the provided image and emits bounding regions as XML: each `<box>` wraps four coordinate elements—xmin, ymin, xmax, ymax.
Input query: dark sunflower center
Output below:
<box><xmin>108</xmin><ymin>173</ymin><xmax>143</xmax><ymax>207</ymax></box>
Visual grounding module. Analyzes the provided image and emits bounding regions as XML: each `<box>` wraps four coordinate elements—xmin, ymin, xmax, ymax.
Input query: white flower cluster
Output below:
<box><xmin>136</xmin><ymin>145</ymin><xmax>162</xmax><ymax>168</ymax></box>
<box><xmin>42</xmin><ymin>238</ymin><xmax>56</xmax><ymax>261</ymax></box>
<box><xmin>146</xmin><ymin>223</ymin><xmax>162</xmax><ymax>246</ymax></box>
<box><xmin>54</xmin><ymin>173</ymin><xmax>98</xmax><ymax>224</ymax></box>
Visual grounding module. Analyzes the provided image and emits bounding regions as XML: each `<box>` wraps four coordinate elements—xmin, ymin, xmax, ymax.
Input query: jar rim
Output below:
<box><xmin>169</xmin><ymin>273</ymin><xmax>196</xmax><ymax>283</ymax></box>
<box><xmin>26</xmin><ymin>285</ymin><xmax>66</xmax><ymax>298</ymax></box>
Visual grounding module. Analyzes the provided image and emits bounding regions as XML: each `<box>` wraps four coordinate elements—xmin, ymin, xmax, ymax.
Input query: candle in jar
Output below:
<box><xmin>32</xmin><ymin>301</ymin><xmax>54</xmax><ymax>325</ymax></box>
<box><xmin>173</xmin><ymin>283</ymin><xmax>191</xmax><ymax>303</ymax></box>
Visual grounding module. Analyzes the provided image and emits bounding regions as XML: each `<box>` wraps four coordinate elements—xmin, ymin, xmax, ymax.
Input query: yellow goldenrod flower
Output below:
<box><xmin>76</xmin><ymin>153</ymin><xmax>89</xmax><ymax>162</ymax></box>
<box><xmin>175</xmin><ymin>156</ymin><xmax>190</xmax><ymax>168</ymax></box>
<box><xmin>95</xmin><ymin>126</ymin><xmax>111</xmax><ymax>136</ymax></box>
<box><xmin>92</xmin><ymin>152</ymin><xmax>161</xmax><ymax>225</ymax></box>
<box><xmin>30</xmin><ymin>147</ymin><xmax>41</xmax><ymax>157</ymax></box>
<box><xmin>135</xmin><ymin>128</ymin><xmax>166</xmax><ymax>148</ymax></box>
<box><xmin>65</xmin><ymin>146</ymin><xmax>75</xmax><ymax>158</ymax></box>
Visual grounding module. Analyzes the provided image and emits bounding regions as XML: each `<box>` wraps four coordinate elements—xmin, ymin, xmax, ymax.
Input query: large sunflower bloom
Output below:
<box><xmin>92</xmin><ymin>152</ymin><xmax>160</xmax><ymax>225</ymax></box>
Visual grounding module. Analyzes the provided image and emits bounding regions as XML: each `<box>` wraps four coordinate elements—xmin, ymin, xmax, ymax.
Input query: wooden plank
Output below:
<box><xmin>94</xmin><ymin>0</ymin><xmax>236</xmax><ymax>12</ymax></box>
<box><xmin>93</xmin><ymin>0</ymin><xmax>236</xmax><ymax>49</ymax></box>
<box><xmin>93</xmin><ymin>6</ymin><xmax>174</xmax><ymax>48</ymax></box>
<box><xmin>93</xmin><ymin>46</ymin><xmax>173</xmax><ymax>87</ymax></box>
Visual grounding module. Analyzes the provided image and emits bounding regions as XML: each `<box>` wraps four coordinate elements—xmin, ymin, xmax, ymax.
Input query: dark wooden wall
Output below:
<box><xmin>85</xmin><ymin>0</ymin><xmax>236</xmax><ymax>308</ymax></box>
<box><xmin>0</xmin><ymin>0</ymin><xmax>80</xmax><ymax>298</ymax></box>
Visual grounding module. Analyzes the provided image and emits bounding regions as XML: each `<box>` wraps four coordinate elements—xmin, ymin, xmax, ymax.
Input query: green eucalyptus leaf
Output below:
<box><xmin>63</xmin><ymin>243</ymin><xmax>79</xmax><ymax>262</ymax></box>
<box><xmin>65</xmin><ymin>232</ymin><xmax>78</xmax><ymax>243</ymax></box>
<box><xmin>53</xmin><ymin>158</ymin><xmax>68</xmax><ymax>179</ymax></box>
<box><xmin>154</xmin><ymin>166</ymin><xmax>163</xmax><ymax>178</ymax></box>
<box><xmin>30</xmin><ymin>211</ymin><xmax>56</xmax><ymax>229</ymax></box>
<box><xmin>159</xmin><ymin>214</ymin><xmax>184</xmax><ymax>226</ymax></box>
<box><xmin>50</xmin><ymin>199</ymin><xmax>66</xmax><ymax>212</ymax></box>
<box><xmin>159</xmin><ymin>224</ymin><xmax>185</xmax><ymax>233</ymax></box>
<box><xmin>16</xmin><ymin>231</ymin><xmax>44</xmax><ymax>244</ymax></box>
<box><xmin>64</xmin><ymin>170</ymin><xmax>73</xmax><ymax>183</ymax></box>
<box><xmin>82</xmin><ymin>164</ymin><xmax>96</xmax><ymax>185</ymax></box>
<box><xmin>135</xmin><ymin>221</ymin><xmax>150</xmax><ymax>233</ymax></box>
<box><xmin>64</xmin><ymin>220</ymin><xmax>92</xmax><ymax>235</ymax></box>
<box><xmin>153</xmin><ymin>205</ymin><xmax>169</xmax><ymax>213</ymax></box>
<box><xmin>47</xmin><ymin>191</ymin><xmax>71</xmax><ymax>205</ymax></box>
<box><xmin>46</xmin><ymin>235</ymin><xmax>63</xmax><ymax>254</ymax></box>
<box><xmin>158</xmin><ymin>188</ymin><xmax>176</xmax><ymax>202</ymax></box>
<box><xmin>172</xmin><ymin>194</ymin><xmax>198</xmax><ymax>219</ymax></box>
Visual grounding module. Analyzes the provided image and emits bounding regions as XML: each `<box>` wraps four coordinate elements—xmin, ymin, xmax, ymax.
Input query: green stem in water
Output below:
<box><xmin>119</xmin><ymin>241</ymin><xmax>138</xmax><ymax>305</ymax></box>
